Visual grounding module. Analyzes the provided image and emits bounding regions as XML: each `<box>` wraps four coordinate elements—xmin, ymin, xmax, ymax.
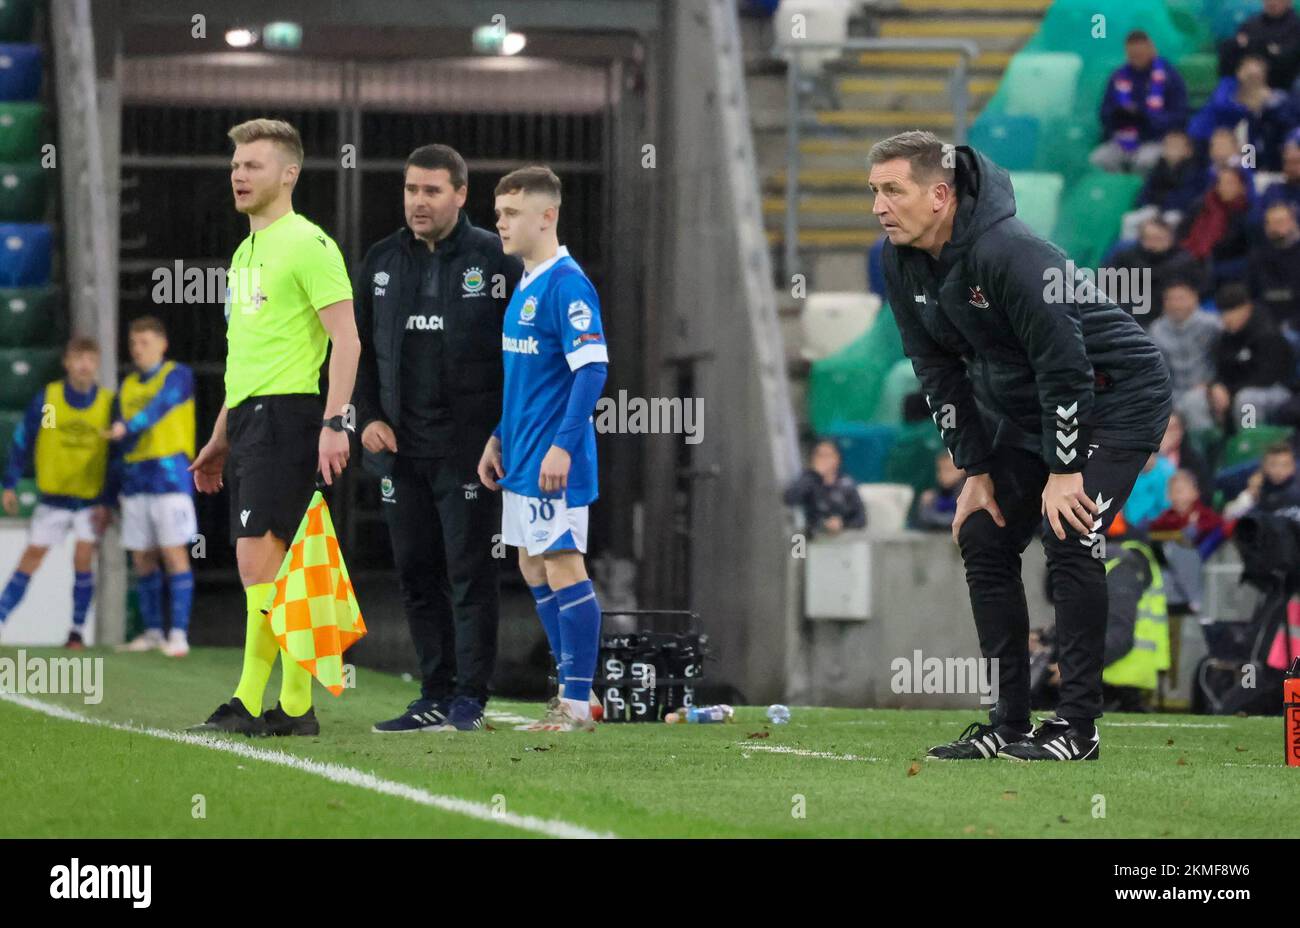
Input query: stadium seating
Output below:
<box><xmin>825</xmin><ymin>421</ymin><xmax>897</xmax><ymax>483</ymax></box>
<box><xmin>807</xmin><ymin>305</ymin><xmax>904</xmax><ymax>435</ymax></box>
<box><xmin>800</xmin><ymin>291</ymin><xmax>880</xmax><ymax>361</ymax></box>
<box><xmin>0</xmin><ymin>102</ymin><xmax>42</xmax><ymax>160</ymax></box>
<box><xmin>0</xmin><ymin>1</ymin><xmax>35</xmax><ymax>43</ymax></box>
<box><xmin>1176</xmin><ymin>52</ymin><xmax>1220</xmax><ymax>108</ymax></box>
<box><xmin>856</xmin><ymin>482</ymin><xmax>915</xmax><ymax>533</ymax></box>
<box><xmin>987</xmin><ymin>52</ymin><xmax>1083</xmax><ymax>123</ymax></box>
<box><xmin>1210</xmin><ymin>0</ymin><xmax>1266</xmax><ymax>41</ymax></box>
<box><xmin>1008</xmin><ymin>171</ymin><xmax>1064</xmax><ymax>239</ymax></box>
<box><xmin>1052</xmin><ymin>170</ymin><xmax>1146</xmax><ymax>268</ymax></box>
<box><xmin>773</xmin><ymin>0</ymin><xmax>851</xmax><ymax>75</ymax></box>
<box><xmin>1027</xmin><ymin>0</ymin><xmax>1196</xmax><ymax>63</ymax></box>
<box><xmin>968</xmin><ymin>113</ymin><xmax>1039</xmax><ymax>172</ymax></box>
<box><xmin>0</xmin><ymin>286</ymin><xmax>61</xmax><ymax>347</ymax></box>
<box><xmin>0</xmin><ymin>346</ymin><xmax>61</xmax><ymax>411</ymax></box>
<box><xmin>0</xmin><ymin>43</ymin><xmax>40</xmax><ymax>100</ymax></box>
<box><xmin>0</xmin><ymin>223</ymin><xmax>51</xmax><ymax>287</ymax></box>
<box><xmin>1220</xmin><ymin>425</ymin><xmax>1295</xmax><ymax>470</ymax></box>
<box><xmin>882</xmin><ymin>421</ymin><xmax>945</xmax><ymax>499</ymax></box>
<box><xmin>1032</xmin><ymin>115</ymin><xmax>1099</xmax><ymax>183</ymax></box>
<box><xmin>0</xmin><ymin>163</ymin><xmax>44</xmax><ymax>221</ymax></box>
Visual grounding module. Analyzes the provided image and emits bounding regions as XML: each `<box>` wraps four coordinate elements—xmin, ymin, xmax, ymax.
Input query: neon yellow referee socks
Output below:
<box><xmin>232</xmin><ymin>582</ymin><xmax>277</xmax><ymax>717</ymax></box>
<box><xmin>278</xmin><ymin>650</ymin><xmax>313</xmax><ymax>717</ymax></box>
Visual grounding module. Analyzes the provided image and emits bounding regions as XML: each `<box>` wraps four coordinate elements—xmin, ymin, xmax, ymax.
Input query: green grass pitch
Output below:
<box><xmin>1</xmin><ymin>645</ymin><xmax>1295</xmax><ymax>838</ymax></box>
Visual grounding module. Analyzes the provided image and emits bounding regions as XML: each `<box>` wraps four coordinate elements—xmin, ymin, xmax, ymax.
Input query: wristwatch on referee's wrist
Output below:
<box><xmin>322</xmin><ymin>415</ymin><xmax>354</xmax><ymax>434</ymax></box>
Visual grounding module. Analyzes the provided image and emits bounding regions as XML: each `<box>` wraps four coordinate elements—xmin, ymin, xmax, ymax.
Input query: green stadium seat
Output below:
<box><xmin>882</xmin><ymin>421</ymin><xmax>944</xmax><ymax>501</ymax></box>
<box><xmin>1176</xmin><ymin>52</ymin><xmax>1220</xmax><ymax>108</ymax></box>
<box><xmin>969</xmin><ymin>113</ymin><xmax>1039</xmax><ymax>171</ymax></box>
<box><xmin>807</xmin><ymin>306</ymin><xmax>904</xmax><ymax>435</ymax></box>
<box><xmin>0</xmin><ymin>286</ymin><xmax>61</xmax><ymax>347</ymax></box>
<box><xmin>0</xmin><ymin>478</ymin><xmax>40</xmax><ymax>518</ymax></box>
<box><xmin>1033</xmin><ymin>115</ymin><xmax>1099</xmax><ymax>183</ymax></box>
<box><xmin>873</xmin><ymin>358</ymin><xmax>920</xmax><ymax>425</ymax></box>
<box><xmin>1211</xmin><ymin>1</ymin><xmax>1265</xmax><ymax>41</ymax></box>
<box><xmin>1052</xmin><ymin>170</ymin><xmax>1144</xmax><ymax>268</ymax></box>
<box><xmin>1166</xmin><ymin>1</ymin><xmax>1214</xmax><ymax>54</ymax></box>
<box><xmin>0</xmin><ymin>163</ymin><xmax>44</xmax><ymax>221</ymax></box>
<box><xmin>1028</xmin><ymin>0</ymin><xmax>1196</xmax><ymax>63</ymax></box>
<box><xmin>0</xmin><ymin>101</ymin><xmax>41</xmax><ymax>160</ymax></box>
<box><xmin>0</xmin><ymin>406</ymin><xmax>21</xmax><ymax>450</ymax></box>
<box><xmin>0</xmin><ymin>0</ymin><xmax>35</xmax><ymax>43</ymax></box>
<box><xmin>1008</xmin><ymin>172</ymin><xmax>1064</xmax><ymax>240</ymax></box>
<box><xmin>1220</xmin><ymin>425</ymin><xmax>1294</xmax><ymax>470</ymax></box>
<box><xmin>0</xmin><ymin>346</ymin><xmax>60</xmax><ymax>411</ymax></box>
<box><xmin>993</xmin><ymin>52</ymin><xmax>1084</xmax><ymax>123</ymax></box>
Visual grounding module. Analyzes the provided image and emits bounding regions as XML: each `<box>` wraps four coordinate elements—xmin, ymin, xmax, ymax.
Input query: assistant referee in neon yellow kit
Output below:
<box><xmin>188</xmin><ymin>118</ymin><xmax>361</xmax><ymax>737</ymax></box>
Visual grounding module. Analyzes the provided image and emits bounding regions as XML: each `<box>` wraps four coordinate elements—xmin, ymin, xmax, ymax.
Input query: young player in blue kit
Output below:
<box><xmin>112</xmin><ymin>316</ymin><xmax>197</xmax><ymax>658</ymax></box>
<box><xmin>478</xmin><ymin>165</ymin><xmax>608</xmax><ymax>733</ymax></box>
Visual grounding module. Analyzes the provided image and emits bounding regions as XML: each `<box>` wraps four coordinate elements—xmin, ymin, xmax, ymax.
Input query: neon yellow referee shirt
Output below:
<box><xmin>223</xmin><ymin>211</ymin><xmax>352</xmax><ymax>409</ymax></box>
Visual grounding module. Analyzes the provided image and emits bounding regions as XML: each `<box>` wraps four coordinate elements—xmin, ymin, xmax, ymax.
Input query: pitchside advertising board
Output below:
<box><xmin>0</xmin><ymin>518</ymin><xmax>95</xmax><ymax>645</ymax></box>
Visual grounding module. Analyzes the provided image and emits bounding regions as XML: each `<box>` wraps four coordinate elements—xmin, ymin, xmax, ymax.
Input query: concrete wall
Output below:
<box><xmin>798</xmin><ymin>529</ymin><xmax>1051</xmax><ymax>708</ymax></box>
<box><xmin>644</xmin><ymin>0</ymin><xmax>803</xmax><ymax>704</ymax></box>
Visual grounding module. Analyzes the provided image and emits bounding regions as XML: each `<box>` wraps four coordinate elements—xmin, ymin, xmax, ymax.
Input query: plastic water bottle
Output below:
<box><xmin>686</xmin><ymin>704</ymin><xmax>734</xmax><ymax>723</ymax></box>
<box><xmin>766</xmin><ymin>704</ymin><xmax>790</xmax><ymax>725</ymax></box>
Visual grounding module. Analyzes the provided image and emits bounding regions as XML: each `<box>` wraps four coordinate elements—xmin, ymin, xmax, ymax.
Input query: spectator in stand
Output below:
<box><xmin>1148</xmin><ymin>281</ymin><xmax>1221</xmax><ymax>431</ymax></box>
<box><xmin>1106</xmin><ymin>217</ymin><xmax>1204</xmax><ymax>323</ymax></box>
<box><xmin>1091</xmin><ymin>31</ymin><xmax>1189</xmax><ymax>173</ymax></box>
<box><xmin>1218</xmin><ymin>0</ymin><xmax>1300</xmax><ymax>92</ymax></box>
<box><xmin>1209</xmin><ymin>283</ymin><xmax>1296</xmax><ymax>432</ymax></box>
<box><xmin>1149</xmin><ymin>468</ymin><xmax>1225</xmax><ymax>545</ymax></box>
<box><xmin>1122</xmin><ymin>452</ymin><xmax>1176</xmax><ymax>531</ymax></box>
<box><xmin>1137</xmin><ymin>129</ymin><xmax>1208</xmax><ymax>220</ymax></box>
<box><xmin>1158</xmin><ymin>410</ymin><xmax>1214</xmax><ymax>504</ymax></box>
<box><xmin>783</xmin><ymin>439</ymin><xmax>867</xmax><ymax>537</ymax></box>
<box><xmin>1190</xmin><ymin>56</ymin><xmax>1295</xmax><ymax>171</ymax></box>
<box><xmin>914</xmin><ymin>450</ymin><xmax>966</xmax><ymax>531</ymax></box>
<box><xmin>1180</xmin><ymin>165</ymin><xmax>1254</xmax><ymax>288</ymax></box>
<box><xmin>1257</xmin><ymin>141</ymin><xmax>1300</xmax><ymax>218</ymax></box>
<box><xmin>1249</xmin><ymin>202</ymin><xmax>1300</xmax><ymax>331</ymax></box>
<box><xmin>1207</xmin><ymin>126</ymin><xmax>1246</xmax><ymax>171</ymax></box>
<box><xmin>1223</xmin><ymin>441</ymin><xmax>1300</xmax><ymax>518</ymax></box>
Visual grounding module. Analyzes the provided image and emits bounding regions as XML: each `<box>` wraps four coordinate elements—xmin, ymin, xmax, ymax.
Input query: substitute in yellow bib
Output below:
<box><xmin>0</xmin><ymin>336</ymin><xmax>118</xmax><ymax>648</ymax></box>
<box><xmin>188</xmin><ymin>118</ymin><xmax>360</xmax><ymax>737</ymax></box>
<box><xmin>110</xmin><ymin>316</ymin><xmax>198</xmax><ymax>659</ymax></box>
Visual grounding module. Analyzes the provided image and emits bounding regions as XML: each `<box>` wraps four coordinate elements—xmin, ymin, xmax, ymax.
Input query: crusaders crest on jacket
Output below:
<box><xmin>968</xmin><ymin>285</ymin><xmax>989</xmax><ymax>309</ymax></box>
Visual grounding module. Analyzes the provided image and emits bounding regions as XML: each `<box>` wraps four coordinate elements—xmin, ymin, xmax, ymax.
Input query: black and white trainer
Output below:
<box><xmin>998</xmin><ymin>717</ymin><xmax>1099</xmax><ymax>762</ymax></box>
<box><xmin>925</xmin><ymin>720</ymin><xmax>1030</xmax><ymax>760</ymax></box>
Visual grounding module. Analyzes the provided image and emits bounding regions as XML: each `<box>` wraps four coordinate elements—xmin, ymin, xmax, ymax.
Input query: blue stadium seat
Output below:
<box><xmin>969</xmin><ymin>113</ymin><xmax>1040</xmax><ymax>171</ymax></box>
<box><xmin>0</xmin><ymin>223</ymin><xmax>51</xmax><ymax>286</ymax></box>
<box><xmin>0</xmin><ymin>44</ymin><xmax>41</xmax><ymax>101</ymax></box>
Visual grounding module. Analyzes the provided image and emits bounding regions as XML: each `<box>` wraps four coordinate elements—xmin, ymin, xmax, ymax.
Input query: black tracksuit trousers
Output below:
<box><xmin>381</xmin><ymin>455</ymin><xmax>501</xmax><ymax>703</ymax></box>
<box><xmin>956</xmin><ymin>440</ymin><xmax>1150</xmax><ymax>727</ymax></box>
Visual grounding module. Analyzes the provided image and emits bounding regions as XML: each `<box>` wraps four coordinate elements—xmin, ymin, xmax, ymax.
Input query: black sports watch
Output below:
<box><xmin>322</xmin><ymin>415</ymin><xmax>354</xmax><ymax>434</ymax></box>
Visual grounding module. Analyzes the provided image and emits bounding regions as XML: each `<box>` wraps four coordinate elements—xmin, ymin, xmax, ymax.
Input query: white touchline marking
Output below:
<box><xmin>1220</xmin><ymin>762</ymin><xmax>1287</xmax><ymax>768</ymax></box>
<box><xmin>0</xmin><ymin>692</ymin><xmax>611</xmax><ymax>839</ymax></box>
<box><xmin>738</xmin><ymin>743</ymin><xmax>879</xmax><ymax>762</ymax></box>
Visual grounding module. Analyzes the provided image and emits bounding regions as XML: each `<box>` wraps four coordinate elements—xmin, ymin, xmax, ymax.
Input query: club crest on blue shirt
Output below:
<box><xmin>462</xmin><ymin>267</ymin><xmax>486</xmax><ymax>296</ymax></box>
<box><xmin>568</xmin><ymin>299</ymin><xmax>593</xmax><ymax>331</ymax></box>
<box><xmin>520</xmin><ymin>295</ymin><xmax>538</xmax><ymax>325</ymax></box>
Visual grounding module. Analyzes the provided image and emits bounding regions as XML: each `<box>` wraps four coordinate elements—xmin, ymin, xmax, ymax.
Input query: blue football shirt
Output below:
<box><xmin>499</xmin><ymin>246</ymin><xmax>608</xmax><ymax>505</ymax></box>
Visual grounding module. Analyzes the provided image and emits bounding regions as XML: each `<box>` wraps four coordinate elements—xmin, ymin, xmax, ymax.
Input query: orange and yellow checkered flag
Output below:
<box><xmin>266</xmin><ymin>491</ymin><xmax>366</xmax><ymax>696</ymax></box>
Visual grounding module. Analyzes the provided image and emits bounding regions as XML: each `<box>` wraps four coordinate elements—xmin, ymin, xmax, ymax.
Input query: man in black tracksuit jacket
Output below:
<box><xmin>870</xmin><ymin>132</ymin><xmax>1173</xmax><ymax>762</ymax></box>
<box><xmin>353</xmin><ymin>145</ymin><xmax>523</xmax><ymax>732</ymax></box>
